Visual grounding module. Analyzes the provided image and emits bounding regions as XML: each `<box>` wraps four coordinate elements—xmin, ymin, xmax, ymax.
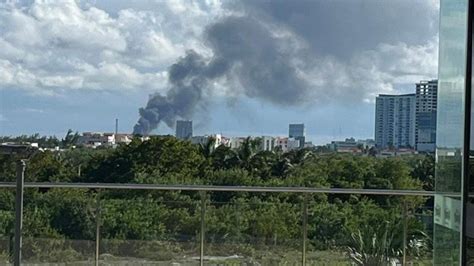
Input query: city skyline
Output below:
<box><xmin>0</xmin><ymin>1</ymin><xmax>439</xmax><ymax>144</ymax></box>
<box><xmin>0</xmin><ymin>79</ymin><xmax>437</xmax><ymax>146</ymax></box>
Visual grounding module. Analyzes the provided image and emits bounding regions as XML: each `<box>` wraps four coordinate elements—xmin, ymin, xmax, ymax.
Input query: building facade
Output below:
<box><xmin>289</xmin><ymin>123</ymin><xmax>305</xmax><ymax>148</ymax></box>
<box><xmin>274</xmin><ymin>137</ymin><xmax>300</xmax><ymax>152</ymax></box>
<box><xmin>415</xmin><ymin>80</ymin><xmax>438</xmax><ymax>152</ymax></box>
<box><xmin>228</xmin><ymin>137</ymin><xmax>245</xmax><ymax>149</ymax></box>
<box><xmin>78</xmin><ymin>132</ymin><xmax>115</xmax><ymax>147</ymax></box>
<box><xmin>328</xmin><ymin>138</ymin><xmax>375</xmax><ymax>153</ymax></box>
<box><xmin>375</xmin><ymin>94</ymin><xmax>416</xmax><ymax>149</ymax></box>
<box><xmin>260</xmin><ymin>136</ymin><xmax>276</xmax><ymax>151</ymax></box>
<box><xmin>78</xmin><ymin>132</ymin><xmax>134</xmax><ymax>147</ymax></box>
<box><xmin>434</xmin><ymin>0</ymin><xmax>471</xmax><ymax>263</ymax></box>
<box><xmin>175</xmin><ymin>120</ymin><xmax>193</xmax><ymax>140</ymax></box>
<box><xmin>191</xmin><ymin>134</ymin><xmax>223</xmax><ymax>148</ymax></box>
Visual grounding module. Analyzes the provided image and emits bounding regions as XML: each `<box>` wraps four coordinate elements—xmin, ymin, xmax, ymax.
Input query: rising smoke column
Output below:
<box><xmin>133</xmin><ymin>16</ymin><xmax>311</xmax><ymax>135</ymax></box>
<box><xmin>133</xmin><ymin>50</ymin><xmax>211</xmax><ymax>135</ymax></box>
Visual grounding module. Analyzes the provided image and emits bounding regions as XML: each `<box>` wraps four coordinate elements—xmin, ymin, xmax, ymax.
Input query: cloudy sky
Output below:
<box><xmin>0</xmin><ymin>0</ymin><xmax>439</xmax><ymax>144</ymax></box>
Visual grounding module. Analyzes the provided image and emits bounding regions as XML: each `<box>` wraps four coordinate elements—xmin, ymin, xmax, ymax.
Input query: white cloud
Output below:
<box><xmin>0</xmin><ymin>0</ymin><xmax>223</xmax><ymax>94</ymax></box>
<box><xmin>82</xmin><ymin>62</ymin><xmax>168</xmax><ymax>91</ymax></box>
<box><xmin>0</xmin><ymin>0</ymin><xmax>438</xmax><ymax>107</ymax></box>
<box><xmin>342</xmin><ymin>38</ymin><xmax>438</xmax><ymax>102</ymax></box>
<box><xmin>273</xmin><ymin>34</ymin><xmax>438</xmax><ymax>105</ymax></box>
<box><xmin>357</xmin><ymin>39</ymin><xmax>438</xmax><ymax>83</ymax></box>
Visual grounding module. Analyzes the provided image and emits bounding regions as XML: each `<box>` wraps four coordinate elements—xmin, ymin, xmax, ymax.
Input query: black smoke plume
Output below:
<box><xmin>133</xmin><ymin>50</ymin><xmax>211</xmax><ymax>135</ymax></box>
<box><xmin>133</xmin><ymin>16</ymin><xmax>310</xmax><ymax>135</ymax></box>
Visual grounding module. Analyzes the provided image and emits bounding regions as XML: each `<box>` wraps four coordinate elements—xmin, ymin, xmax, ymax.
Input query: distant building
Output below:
<box><xmin>289</xmin><ymin>123</ymin><xmax>305</xmax><ymax>148</ymax></box>
<box><xmin>228</xmin><ymin>137</ymin><xmax>245</xmax><ymax>149</ymax></box>
<box><xmin>304</xmin><ymin>141</ymin><xmax>314</xmax><ymax>148</ymax></box>
<box><xmin>191</xmin><ymin>134</ymin><xmax>222</xmax><ymax>148</ymax></box>
<box><xmin>415</xmin><ymin>80</ymin><xmax>438</xmax><ymax>152</ymax></box>
<box><xmin>260</xmin><ymin>136</ymin><xmax>276</xmax><ymax>151</ymax></box>
<box><xmin>191</xmin><ymin>136</ymin><xmax>208</xmax><ymax>146</ymax></box>
<box><xmin>328</xmin><ymin>138</ymin><xmax>375</xmax><ymax>153</ymax></box>
<box><xmin>287</xmin><ymin>138</ymin><xmax>301</xmax><ymax>151</ymax></box>
<box><xmin>78</xmin><ymin>132</ymin><xmax>133</xmax><ymax>148</ymax></box>
<box><xmin>375</xmin><ymin>94</ymin><xmax>416</xmax><ymax>149</ymax></box>
<box><xmin>377</xmin><ymin>149</ymin><xmax>418</xmax><ymax>157</ymax></box>
<box><xmin>274</xmin><ymin>137</ymin><xmax>300</xmax><ymax>152</ymax></box>
<box><xmin>78</xmin><ymin>132</ymin><xmax>115</xmax><ymax>147</ymax></box>
<box><xmin>175</xmin><ymin>120</ymin><xmax>193</xmax><ymax>140</ymax></box>
<box><xmin>328</xmin><ymin>138</ymin><xmax>359</xmax><ymax>153</ymax></box>
<box><xmin>358</xmin><ymin>139</ymin><xmax>376</xmax><ymax>149</ymax></box>
<box><xmin>115</xmin><ymin>134</ymin><xmax>133</xmax><ymax>145</ymax></box>
<box><xmin>275</xmin><ymin>137</ymin><xmax>289</xmax><ymax>152</ymax></box>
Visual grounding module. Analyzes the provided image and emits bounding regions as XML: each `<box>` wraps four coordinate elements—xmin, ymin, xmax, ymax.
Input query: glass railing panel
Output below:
<box><xmin>0</xmin><ymin>238</ymin><xmax>10</xmax><ymax>265</ymax></box>
<box><xmin>0</xmin><ymin>183</ymin><xmax>437</xmax><ymax>265</ymax></box>
<box><xmin>0</xmin><ymin>188</ymin><xmax>14</xmax><ymax>265</ymax></box>
<box><xmin>22</xmin><ymin>188</ymin><xmax>96</xmax><ymax>264</ymax></box>
<box><xmin>306</xmin><ymin>195</ymin><xmax>433</xmax><ymax>265</ymax></box>
<box><xmin>22</xmin><ymin>238</ymin><xmax>95</xmax><ymax>264</ymax></box>
<box><xmin>204</xmin><ymin>192</ymin><xmax>303</xmax><ymax>265</ymax></box>
<box><xmin>99</xmin><ymin>190</ymin><xmax>200</xmax><ymax>265</ymax></box>
<box><xmin>410</xmin><ymin>205</ymin><xmax>434</xmax><ymax>265</ymax></box>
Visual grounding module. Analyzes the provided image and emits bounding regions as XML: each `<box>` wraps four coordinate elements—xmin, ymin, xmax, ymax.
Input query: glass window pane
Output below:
<box><xmin>434</xmin><ymin>0</ymin><xmax>469</xmax><ymax>264</ymax></box>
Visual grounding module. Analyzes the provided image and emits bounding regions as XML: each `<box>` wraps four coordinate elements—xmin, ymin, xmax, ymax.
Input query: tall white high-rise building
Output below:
<box><xmin>375</xmin><ymin>94</ymin><xmax>416</xmax><ymax>149</ymax></box>
<box><xmin>415</xmin><ymin>80</ymin><xmax>438</xmax><ymax>152</ymax></box>
<box><xmin>175</xmin><ymin>120</ymin><xmax>193</xmax><ymax>140</ymax></box>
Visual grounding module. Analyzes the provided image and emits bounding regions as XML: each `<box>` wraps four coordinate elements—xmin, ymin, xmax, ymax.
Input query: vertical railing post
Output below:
<box><xmin>14</xmin><ymin>159</ymin><xmax>26</xmax><ymax>266</ymax></box>
<box><xmin>402</xmin><ymin>202</ymin><xmax>408</xmax><ymax>265</ymax></box>
<box><xmin>95</xmin><ymin>190</ymin><xmax>101</xmax><ymax>266</ymax></box>
<box><xmin>302</xmin><ymin>194</ymin><xmax>308</xmax><ymax>266</ymax></box>
<box><xmin>200</xmin><ymin>191</ymin><xmax>206</xmax><ymax>266</ymax></box>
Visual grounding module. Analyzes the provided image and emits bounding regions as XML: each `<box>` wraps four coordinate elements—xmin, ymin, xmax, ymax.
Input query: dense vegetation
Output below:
<box><xmin>0</xmin><ymin>130</ymin><xmax>79</xmax><ymax>149</ymax></box>
<box><xmin>0</xmin><ymin>136</ymin><xmax>435</xmax><ymax>264</ymax></box>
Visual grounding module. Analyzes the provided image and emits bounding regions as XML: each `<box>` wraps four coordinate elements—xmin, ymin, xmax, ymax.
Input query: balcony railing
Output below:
<box><xmin>0</xmin><ymin>182</ymin><xmax>443</xmax><ymax>265</ymax></box>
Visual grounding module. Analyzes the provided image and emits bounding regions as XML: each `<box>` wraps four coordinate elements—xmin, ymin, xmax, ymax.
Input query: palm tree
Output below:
<box><xmin>210</xmin><ymin>144</ymin><xmax>239</xmax><ymax>169</ymax></box>
<box><xmin>271</xmin><ymin>155</ymin><xmax>293</xmax><ymax>177</ymax></box>
<box><xmin>269</xmin><ymin>148</ymin><xmax>312</xmax><ymax>177</ymax></box>
<box><xmin>347</xmin><ymin>222</ymin><xmax>398</xmax><ymax>266</ymax></box>
<box><xmin>61</xmin><ymin>129</ymin><xmax>79</xmax><ymax>148</ymax></box>
<box><xmin>346</xmin><ymin>219</ymin><xmax>429</xmax><ymax>265</ymax></box>
<box><xmin>198</xmin><ymin>136</ymin><xmax>216</xmax><ymax>158</ymax></box>
<box><xmin>287</xmin><ymin>148</ymin><xmax>313</xmax><ymax>165</ymax></box>
<box><xmin>236</xmin><ymin>137</ymin><xmax>260</xmax><ymax>171</ymax></box>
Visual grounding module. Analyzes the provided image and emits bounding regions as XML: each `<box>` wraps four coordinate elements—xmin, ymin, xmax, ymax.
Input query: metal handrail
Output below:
<box><xmin>0</xmin><ymin>181</ymin><xmax>460</xmax><ymax>197</ymax></box>
<box><xmin>0</xmin><ymin>181</ymin><xmax>455</xmax><ymax>266</ymax></box>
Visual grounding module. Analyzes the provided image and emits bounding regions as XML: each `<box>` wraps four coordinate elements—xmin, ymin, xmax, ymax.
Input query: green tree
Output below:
<box><xmin>61</xmin><ymin>129</ymin><xmax>79</xmax><ymax>148</ymax></box>
<box><xmin>210</xmin><ymin>144</ymin><xmax>240</xmax><ymax>170</ymax></box>
<box><xmin>85</xmin><ymin>136</ymin><xmax>205</xmax><ymax>184</ymax></box>
<box><xmin>235</xmin><ymin>137</ymin><xmax>260</xmax><ymax>172</ymax></box>
<box><xmin>26</xmin><ymin>151</ymin><xmax>69</xmax><ymax>182</ymax></box>
<box><xmin>410</xmin><ymin>155</ymin><xmax>435</xmax><ymax>191</ymax></box>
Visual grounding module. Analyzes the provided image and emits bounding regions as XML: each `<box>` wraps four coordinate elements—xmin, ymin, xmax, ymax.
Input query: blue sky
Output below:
<box><xmin>0</xmin><ymin>83</ymin><xmax>415</xmax><ymax>144</ymax></box>
<box><xmin>0</xmin><ymin>0</ymin><xmax>439</xmax><ymax>144</ymax></box>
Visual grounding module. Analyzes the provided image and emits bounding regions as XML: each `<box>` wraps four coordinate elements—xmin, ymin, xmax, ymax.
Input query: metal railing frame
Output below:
<box><xmin>0</xmin><ymin>182</ymin><xmax>457</xmax><ymax>196</ymax></box>
<box><xmin>0</xmin><ymin>181</ymin><xmax>455</xmax><ymax>265</ymax></box>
